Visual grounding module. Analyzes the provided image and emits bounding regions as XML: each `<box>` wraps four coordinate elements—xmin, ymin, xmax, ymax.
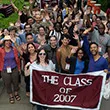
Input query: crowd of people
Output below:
<box><xmin>0</xmin><ymin>0</ymin><xmax>110</xmax><ymax>109</ymax></box>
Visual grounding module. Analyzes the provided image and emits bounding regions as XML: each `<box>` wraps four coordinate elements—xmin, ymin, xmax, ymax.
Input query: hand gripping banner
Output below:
<box><xmin>30</xmin><ymin>65</ymin><xmax>106</xmax><ymax>110</ymax></box>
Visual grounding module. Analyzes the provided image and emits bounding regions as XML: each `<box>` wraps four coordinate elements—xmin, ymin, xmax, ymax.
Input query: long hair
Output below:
<box><xmin>74</xmin><ymin>48</ymin><xmax>86</xmax><ymax>61</ymax></box>
<box><xmin>36</xmin><ymin>47</ymin><xmax>49</xmax><ymax>64</ymax></box>
<box><xmin>26</xmin><ymin>42</ymin><xmax>37</xmax><ymax>55</ymax></box>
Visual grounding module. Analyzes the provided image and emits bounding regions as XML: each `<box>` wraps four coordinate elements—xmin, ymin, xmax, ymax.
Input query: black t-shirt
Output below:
<box><xmin>22</xmin><ymin>52</ymin><xmax>30</xmax><ymax>65</ymax></box>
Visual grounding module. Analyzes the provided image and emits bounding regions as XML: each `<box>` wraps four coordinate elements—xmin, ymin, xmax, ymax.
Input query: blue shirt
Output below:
<box><xmin>19</xmin><ymin>32</ymin><xmax>37</xmax><ymax>43</ymax></box>
<box><xmin>62</xmin><ymin>8</ymin><xmax>66</xmax><ymax>20</ymax></box>
<box><xmin>74</xmin><ymin>59</ymin><xmax>84</xmax><ymax>74</ymax></box>
<box><xmin>88</xmin><ymin>56</ymin><xmax>108</xmax><ymax>72</ymax></box>
<box><xmin>3</xmin><ymin>48</ymin><xmax>17</xmax><ymax>70</ymax></box>
<box><xmin>83</xmin><ymin>36</ymin><xmax>108</xmax><ymax>72</ymax></box>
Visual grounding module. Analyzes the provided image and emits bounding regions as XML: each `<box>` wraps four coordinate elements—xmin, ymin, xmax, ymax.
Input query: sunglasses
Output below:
<box><xmin>39</xmin><ymin>53</ymin><xmax>46</xmax><ymax>56</ymax></box>
<box><xmin>78</xmin><ymin>52</ymin><xmax>83</xmax><ymax>54</ymax></box>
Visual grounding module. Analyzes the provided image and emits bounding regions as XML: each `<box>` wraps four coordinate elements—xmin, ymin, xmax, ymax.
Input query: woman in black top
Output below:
<box><xmin>22</xmin><ymin>43</ymin><xmax>37</xmax><ymax>97</ymax></box>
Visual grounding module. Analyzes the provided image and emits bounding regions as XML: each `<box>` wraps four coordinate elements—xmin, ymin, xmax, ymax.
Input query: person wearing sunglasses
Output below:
<box><xmin>31</xmin><ymin>47</ymin><xmax>55</xmax><ymax>72</ymax></box>
<box><xmin>30</xmin><ymin>47</ymin><xmax>55</xmax><ymax>110</ymax></box>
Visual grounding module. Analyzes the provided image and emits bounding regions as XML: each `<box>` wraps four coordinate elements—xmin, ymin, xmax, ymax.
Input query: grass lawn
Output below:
<box><xmin>0</xmin><ymin>0</ymin><xmax>29</xmax><ymax>29</ymax></box>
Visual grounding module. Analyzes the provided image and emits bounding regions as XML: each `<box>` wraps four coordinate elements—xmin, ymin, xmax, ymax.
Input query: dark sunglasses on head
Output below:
<box><xmin>39</xmin><ymin>53</ymin><xmax>46</xmax><ymax>55</ymax></box>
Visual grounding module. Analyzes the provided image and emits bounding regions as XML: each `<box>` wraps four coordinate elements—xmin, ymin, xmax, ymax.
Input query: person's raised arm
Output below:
<box><xmin>82</xmin><ymin>29</ymin><xmax>92</xmax><ymax>57</ymax></box>
<box><xmin>10</xmin><ymin>0</ymin><xmax>19</xmax><ymax>12</ymax></box>
<box><xmin>11</xmin><ymin>37</ymin><xmax>23</xmax><ymax>55</ymax></box>
<box><xmin>66</xmin><ymin>48</ymin><xmax>76</xmax><ymax>63</ymax></box>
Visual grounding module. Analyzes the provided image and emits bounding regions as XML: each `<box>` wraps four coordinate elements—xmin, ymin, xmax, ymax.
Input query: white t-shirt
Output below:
<box><xmin>30</xmin><ymin>60</ymin><xmax>55</xmax><ymax>72</ymax></box>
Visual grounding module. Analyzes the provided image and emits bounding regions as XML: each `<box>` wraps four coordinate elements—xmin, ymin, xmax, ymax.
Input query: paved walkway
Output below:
<box><xmin>0</xmin><ymin>75</ymin><xmax>36</xmax><ymax>110</ymax></box>
<box><xmin>0</xmin><ymin>75</ymin><xmax>110</xmax><ymax>110</ymax></box>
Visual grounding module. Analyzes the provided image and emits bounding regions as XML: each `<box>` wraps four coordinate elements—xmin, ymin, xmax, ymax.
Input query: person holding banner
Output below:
<box><xmin>20</xmin><ymin>42</ymin><xmax>37</xmax><ymax>97</ymax></box>
<box><xmin>13</xmin><ymin>40</ymin><xmax>38</xmax><ymax>97</ymax></box>
<box><xmin>23</xmin><ymin>43</ymin><xmax>38</xmax><ymax>97</ymax></box>
<box><xmin>66</xmin><ymin>47</ymin><xmax>89</xmax><ymax>74</ymax></box>
<box><xmin>30</xmin><ymin>47</ymin><xmax>55</xmax><ymax>110</ymax></box>
<box><xmin>12</xmin><ymin>32</ymin><xmax>38</xmax><ymax>97</ymax></box>
<box><xmin>30</xmin><ymin>46</ymin><xmax>108</xmax><ymax>110</ymax></box>
<box><xmin>83</xmin><ymin>29</ymin><xmax>108</xmax><ymax>72</ymax></box>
